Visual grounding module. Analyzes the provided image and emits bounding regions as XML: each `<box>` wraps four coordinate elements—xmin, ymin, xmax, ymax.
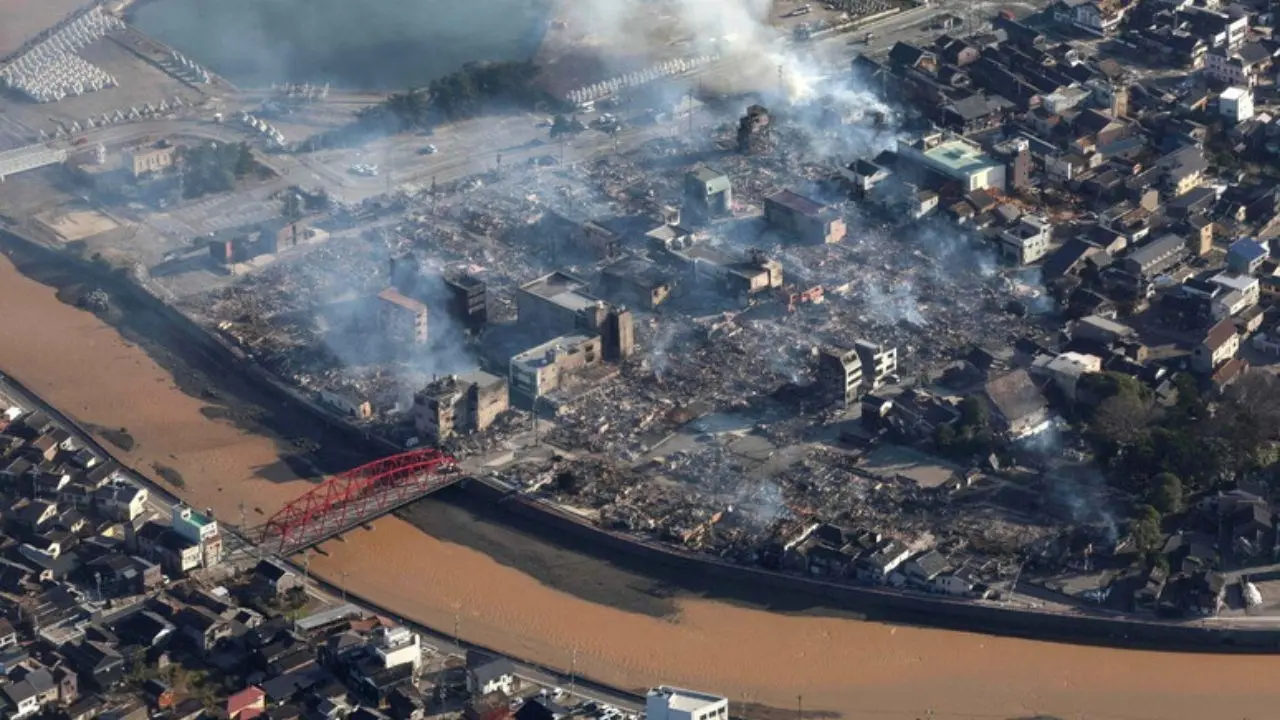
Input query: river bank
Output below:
<box><xmin>4</xmin><ymin>232</ymin><xmax>1280</xmax><ymax>718</ymax></box>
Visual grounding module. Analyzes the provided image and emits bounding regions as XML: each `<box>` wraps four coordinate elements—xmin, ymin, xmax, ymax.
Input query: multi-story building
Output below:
<box><xmin>508</xmin><ymin>334</ymin><xmax>603</xmax><ymax>407</ymax></box>
<box><xmin>516</xmin><ymin>271</ymin><xmax>634</xmax><ymax>360</ymax></box>
<box><xmin>998</xmin><ymin>215</ymin><xmax>1053</xmax><ymax>265</ymax></box>
<box><xmin>371</xmin><ymin>626</ymin><xmax>421</xmax><ymax>672</ymax></box>
<box><xmin>897</xmin><ymin>133</ymin><xmax>1006</xmax><ymax>192</ymax></box>
<box><xmin>645</xmin><ymin>687</ymin><xmax>728</xmax><ymax>720</ymax></box>
<box><xmin>818</xmin><ymin>346</ymin><xmax>864</xmax><ymax>408</ymax></box>
<box><xmin>122</xmin><ymin>143</ymin><xmax>176</xmax><ymax>178</ymax></box>
<box><xmin>445</xmin><ymin>274</ymin><xmax>490</xmax><ymax>333</ymax></box>
<box><xmin>412</xmin><ymin>371</ymin><xmax>508</xmax><ymax>443</ymax></box>
<box><xmin>600</xmin><ymin>256</ymin><xmax>674</xmax><ymax>310</ymax></box>
<box><xmin>170</xmin><ymin>504</ymin><xmax>223</xmax><ymax>569</ymax></box>
<box><xmin>855</xmin><ymin>340</ymin><xmax>898</xmax><ymax>390</ymax></box>
<box><xmin>763</xmin><ymin>190</ymin><xmax>847</xmax><ymax>245</ymax></box>
<box><xmin>1052</xmin><ymin>0</ymin><xmax>1128</xmax><ymax>35</ymax></box>
<box><xmin>376</xmin><ymin>288</ymin><xmax>428</xmax><ymax>345</ymax></box>
<box><xmin>1178</xmin><ymin>6</ymin><xmax>1248</xmax><ymax>52</ymax></box>
<box><xmin>1218</xmin><ymin>86</ymin><xmax>1255</xmax><ymax>124</ymax></box>
<box><xmin>1193</xmin><ymin>318</ymin><xmax>1240</xmax><ymax>373</ymax></box>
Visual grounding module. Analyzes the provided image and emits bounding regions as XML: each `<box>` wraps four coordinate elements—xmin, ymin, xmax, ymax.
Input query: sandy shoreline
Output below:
<box><xmin>4</xmin><ymin>247</ymin><xmax>1280</xmax><ymax>719</ymax></box>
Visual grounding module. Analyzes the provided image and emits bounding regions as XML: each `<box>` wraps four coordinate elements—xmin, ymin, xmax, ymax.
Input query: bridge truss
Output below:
<box><xmin>258</xmin><ymin>448</ymin><xmax>459</xmax><ymax>555</ymax></box>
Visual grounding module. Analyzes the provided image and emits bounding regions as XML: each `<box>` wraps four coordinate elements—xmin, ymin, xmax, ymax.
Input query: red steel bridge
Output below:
<box><xmin>257</xmin><ymin>449</ymin><xmax>459</xmax><ymax>555</ymax></box>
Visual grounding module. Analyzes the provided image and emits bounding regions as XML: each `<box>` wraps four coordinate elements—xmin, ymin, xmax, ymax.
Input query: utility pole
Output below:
<box><xmin>302</xmin><ymin>550</ymin><xmax>311</xmax><ymax>593</ymax></box>
<box><xmin>687</xmin><ymin>83</ymin><xmax>695</xmax><ymax>137</ymax></box>
<box><xmin>453</xmin><ymin>607</ymin><xmax>461</xmax><ymax>650</ymax></box>
<box><xmin>570</xmin><ymin>646</ymin><xmax>578</xmax><ymax>698</ymax></box>
<box><xmin>797</xmin><ymin>695</ymin><xmax>803</xmax><ymax>720</ymax></box>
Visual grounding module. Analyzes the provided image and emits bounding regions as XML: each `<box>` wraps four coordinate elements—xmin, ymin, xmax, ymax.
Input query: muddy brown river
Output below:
<box><xmin>2</xmin><ymin>250</ymin><xmax>1279</xmax><ymax>719</ymax></box>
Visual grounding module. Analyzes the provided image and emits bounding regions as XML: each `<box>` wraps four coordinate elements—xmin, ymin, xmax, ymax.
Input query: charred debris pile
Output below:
<box><xmin>193</xmin><ymin>94</ymin><xmax>1065</xmax><ymax>591</ymax></box>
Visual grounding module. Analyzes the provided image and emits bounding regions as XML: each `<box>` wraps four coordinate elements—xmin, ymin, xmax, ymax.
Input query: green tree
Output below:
<box><xmin>550</xmin><ymin>114</ymin><xmax>585</xmax><ymax>138</ymax></box>
<box><xmin>1150</xmin><ymin>472</ymin><xmax>1183</xmax><ymax>514</ymax></box>
<box><xmin>1090</xmin><ymin>391</ymin><xmax>1158</xmax><ymax>448</ymax></box>
<box><xmin>933</xmin><ymin>422</ymin><xmax>957</xmax><ymax>450</ymax></box>
<box><xmin>1131</xmin><ymin>504</ymin><xmax>1164</xmax><ymax>553</ymax></box>
<box><xmin>959</xmin><ymin>396</ymin><xmax>989</xmax><ymax>430</ymax></box>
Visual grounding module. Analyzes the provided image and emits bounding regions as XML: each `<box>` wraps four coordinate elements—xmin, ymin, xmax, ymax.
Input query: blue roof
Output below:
<box><xmin>1229</xmin><ymin>238</ymin><xmax>1268</xmax><ymax>262</ymax></box>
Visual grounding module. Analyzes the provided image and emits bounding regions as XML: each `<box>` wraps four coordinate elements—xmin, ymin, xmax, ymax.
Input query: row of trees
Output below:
<box><xmin>358</xmin><ymin>60</ymin><xmax>548</xmax><ymax>131</ymax></box>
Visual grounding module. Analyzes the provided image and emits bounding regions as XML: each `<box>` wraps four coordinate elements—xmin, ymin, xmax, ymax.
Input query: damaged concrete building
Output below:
<box><xmin>600</xmin><ymin>256</ymin><xmax>674</xmax><ymax>309</ymax></box>
<box><xmin>376</xmin><ymin>288</ymin><xmax>429</xmax><ymax>345</ymax></box>
<box><xmin>684</xmin><ymin>166</ymin><xmax>733</xmax><ymax>222</ymax></box>
<box><xmin>509</xmin><ymin>334</ymin><xmax>604</xmax><ymax>407</ymax></box>
<box><xmin>818</xmin><ymin>346</ymin><xmax>864</xmax><ymax>408</ymax></box>
<box><xmin>516</xmin><ymin>271</ymin><xmax>635</xmax><ymax>361</ymax></box>
<box><xmin>764</xmin><ymin>190</ymin><xmax>847</xmax><ymax>245</ymax></box>
<box><xmin>856</xmin><ymin>340</ymin><xmax>899</xmax><ymax>390</ymax></box>
<box><xmin>412</xmin><ymin>371</ymin><xmax>509</xmax><ymax>443</ymax></box>
<box><xmin>445</xmin><ymin>274</ymin><xmax>491</xmax><ymax>333</ymax></box>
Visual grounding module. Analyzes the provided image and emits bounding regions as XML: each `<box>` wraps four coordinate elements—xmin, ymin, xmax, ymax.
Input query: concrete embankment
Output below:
<box><xmin>462</xmin><ymin>480</ymin><xmax>1280</xmax><ymax>653</ymax></box>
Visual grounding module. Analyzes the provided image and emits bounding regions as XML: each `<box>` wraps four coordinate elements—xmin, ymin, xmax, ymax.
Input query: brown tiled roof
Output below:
<box><xmin>1202</xmin><ymin>318</ymin><xmax>1237</xmax><ymax>352</ymax></box>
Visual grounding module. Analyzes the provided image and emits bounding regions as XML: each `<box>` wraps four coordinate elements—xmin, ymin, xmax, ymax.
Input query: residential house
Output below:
<box><xmin>855</xmin><ymin>539</ymin><xmax>912</xmax><ymax>584</ymax></box>
<box><xmin>388</xmin><ymin>686</ymin><xmax>427</xmax><ymax>720</ymax></box>
<box><xmin>932</xmin><ymin>566</ymin><xmax>987</xmax><ymax>597</ymax></box>
<box><xmin>176</xmin><ymin>606</ymin><xmax>232</xmax><ymax>654</ymax></box>
<box><xmin>1159</xmin><ymin>146</ymin><xmax>1208</xmax><ymax>196</ymax></box>
<box><xmin>902</xmin><ymin>550</ymin><xmax>950</xmax><ymax>588</ymax></box>
<box><xmin>1227</xmin><ymin>238</ymin><xmax>1268</xmax><ymax>274</ymax></box>
<box><xmin>465</xmin><ymin>651</ymin><xmax>517</xmax><ymax>697</ymax></box>
<box><xmin>982</xmin><ymin>370</ymin><xmax>1051</xmax><ymax>439</ymax></box>
<box><xmin>228</xmin><ymin>686</ymin><xmax>267</xmax><ymax>720</ymax></box>
<box><xmin>1053</xmin><ymin>0</ymin><xmax>1128</xmax><ymax>35</ymax></box>
<box><xmin>0</xmin><ymin>620</ymin><xmax>17</xmax><ymax>652</ymax></box>
<box><xmin>63</xmin><ymin>640</ymin><xmax>124</xmax><ymax>690</ymax></box>
<box><xmin>1192</xmin><ymin>318</ymin><xmax>1240</xmax><ymax>373</ymax></box>
<box><xmin>93</xmin><ymin>481</ymin><xmax>147</xmax><ymax>523</ymax></box>
<box><xmin>251</xmin><ymin>559</ymin><xmax>301</xmax><ymax>598</ymax></box>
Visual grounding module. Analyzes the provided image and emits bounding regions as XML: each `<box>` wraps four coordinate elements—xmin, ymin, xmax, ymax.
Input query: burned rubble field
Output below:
<box><xmin>189</xmin><ymin>101</ymin><xmax>1068</xmax><ymax>585</ymax></box>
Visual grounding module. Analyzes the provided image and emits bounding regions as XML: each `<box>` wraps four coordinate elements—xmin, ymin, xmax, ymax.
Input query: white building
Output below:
<box><xmin>1211</xmin><ymin>272</ymin><xmax>1260</xmax><ymax>307</ymax></box>
<box><xmin>95</xmin><ymin>480</ymin><xmax>148</xmax><ymax>522</ymax></box>
<box><xmin>1219</xmin><ymin>86</ymin><xmax>1254</xmax><ymax>123</ymax></box>
<box><xmin>646</xmin><ymin>687</ymin><xmax>729</xmax><ymax>720</ymax></box>
<box><xmin>1036</xmin><ymin>352</ymin><xmax>1103</xmax><ymax>400</ymax></box>
<box><xmin>998</xmin><ymin>215</ymin><xmax>1053</xmax><ymax>265</ymax></box>
<box><xmin>897</xmin><ymin>134</ymin><xmax>1006</xmax><ymax>192</ymax></box>
<box><xmin>372</xmin><ymin>625</ymin><xmax>421</xmax><ymax>671</ymax></box>
<box><xmin>171</xmin><ymin>504</ymin><xmax>223</xmax><ymax>569</ymax></box>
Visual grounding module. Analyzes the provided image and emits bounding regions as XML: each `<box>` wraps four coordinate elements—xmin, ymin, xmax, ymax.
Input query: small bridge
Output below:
<box><xmin>0</xmin><ymin>144</ymin><xmax>68</xmax><ymax>181</ymax></box>
<box><xmin>257</xmin><ymin>449</ymin><xmax>459</xmax><ymax>556</ymax></box>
